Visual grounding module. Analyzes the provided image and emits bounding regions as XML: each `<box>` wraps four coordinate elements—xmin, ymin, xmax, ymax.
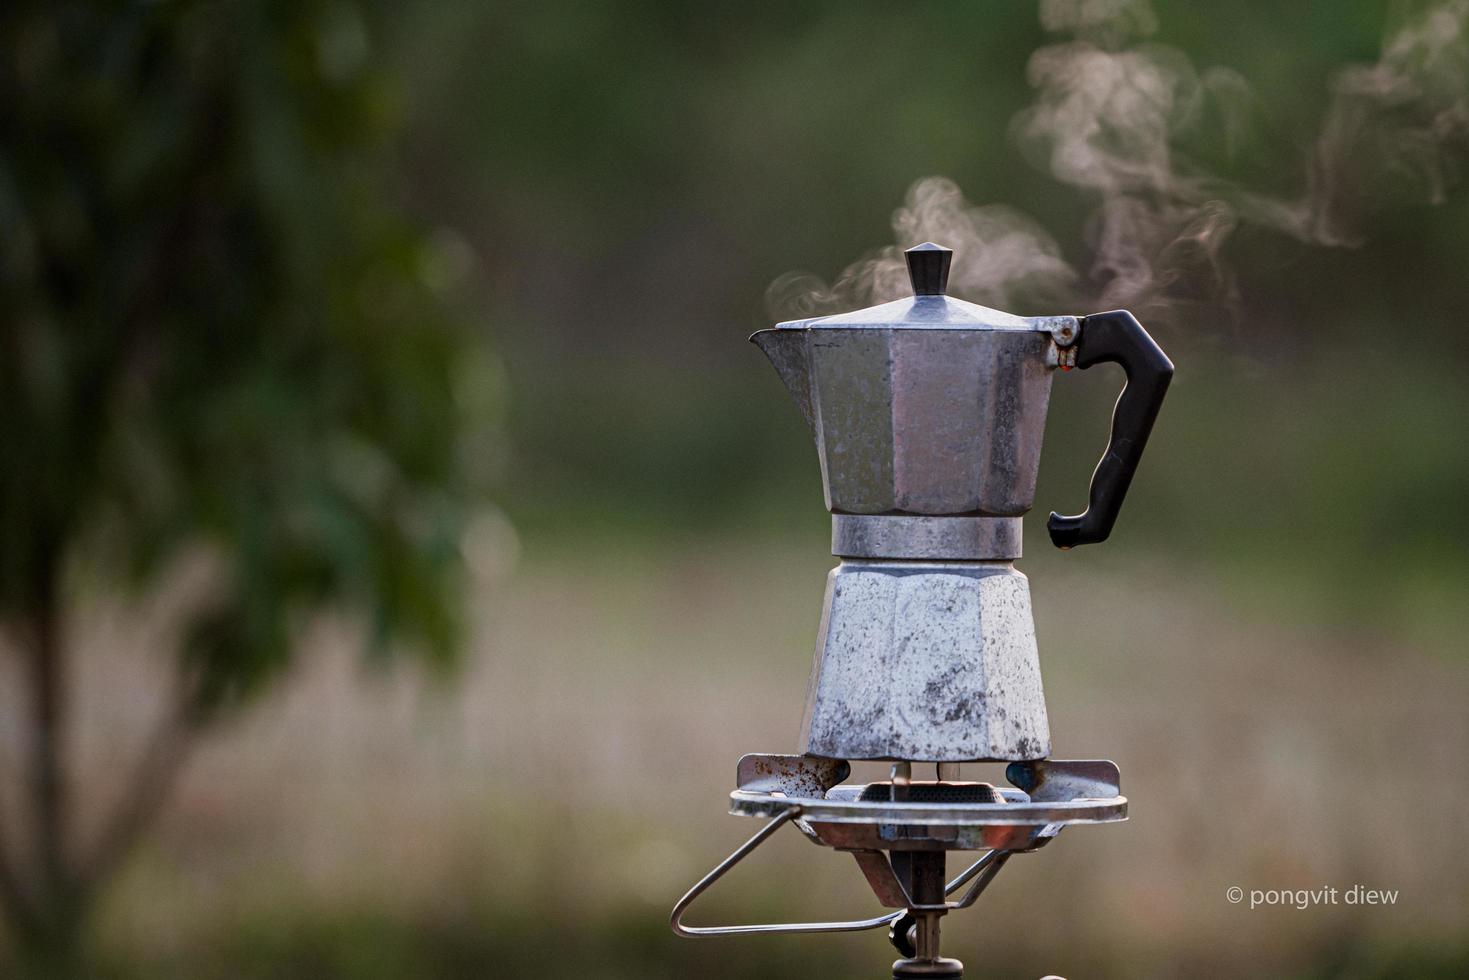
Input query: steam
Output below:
<box><xmin>1013</xmin><ymin>5</ymin><xmax>1247</xmax><ymax>311</ymax></box>
<box><xmin>765</xmin><ymin>178</ymin><xmax>1076</xmax><ymax>319</ymax></box>
<box><xmin>1300</xmin><ymin>0</ymin><xmax>1469</xmax><ymax>244</ymax></box>
<box><xmin>769</xmin><ymin>0</ymin><xmax>1469</xmax><ymax>320</ymax></box>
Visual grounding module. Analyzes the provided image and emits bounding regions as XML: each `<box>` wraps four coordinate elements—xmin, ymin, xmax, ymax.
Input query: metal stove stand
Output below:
<box><xmin>672</xmin><ymin>755</ymin><xmax>1126</xmax><ymax>979</ymax></box>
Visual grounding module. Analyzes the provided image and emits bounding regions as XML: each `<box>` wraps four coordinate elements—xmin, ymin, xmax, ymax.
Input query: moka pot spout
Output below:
<box><xmin>749</xmin><ymin>327</ymin><xmax>814</xmax><ymax>433</ymax></box>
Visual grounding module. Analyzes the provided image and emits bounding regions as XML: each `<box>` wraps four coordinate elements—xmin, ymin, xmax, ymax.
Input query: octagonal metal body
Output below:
<box><xmin>751</xmin><ymin>296</ymin><xmax>1057</xmax><ymax>517</ymax></box>
<box><xmin>799</xmin><ymin>559</ymin><xmax>1050</xmax><ymax>762</ymax></box>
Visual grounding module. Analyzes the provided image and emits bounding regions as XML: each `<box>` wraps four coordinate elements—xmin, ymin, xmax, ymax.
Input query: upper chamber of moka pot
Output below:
<box><xmin>751</xmin><ymin>243</ymin><xmax>1173</xmax><ymax>762</ymax></box>
<box><xmin>751</xmin><ymin>243</ymin><xmax>1062</xmax><ymax>537</ymax></box>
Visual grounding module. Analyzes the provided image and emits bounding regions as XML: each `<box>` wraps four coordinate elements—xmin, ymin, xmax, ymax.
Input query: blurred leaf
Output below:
<box><xmin>0</xmin><ymin>0</ymin><xmax>503</xmax><ymax>700</ymax></box>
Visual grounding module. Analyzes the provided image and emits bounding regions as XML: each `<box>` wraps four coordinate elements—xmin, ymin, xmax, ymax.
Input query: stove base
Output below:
<box><xmin>672</xmin><ymin>755</ymin><xmax>1126</xmax><ymax>980</ymax></box>
<box><xmin>893</xmin><ymin>956</ymin><xmax>964</xmax><ymax>978</ymax></box>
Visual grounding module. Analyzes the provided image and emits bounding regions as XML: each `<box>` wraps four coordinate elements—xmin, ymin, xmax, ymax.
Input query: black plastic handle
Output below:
<box><xmin>1047</xmin><ymin>310</ymin><xmax>1174</xmax><ymax>549</ymax></box>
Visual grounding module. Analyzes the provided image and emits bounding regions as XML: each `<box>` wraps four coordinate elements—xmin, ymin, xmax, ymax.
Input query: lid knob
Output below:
<box><xmin>905</xmin><ymin>242</ymin><xmax>952</xmax><ymax>296</ymax></box>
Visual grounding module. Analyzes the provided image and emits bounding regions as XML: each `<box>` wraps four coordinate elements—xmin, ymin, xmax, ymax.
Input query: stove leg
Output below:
<box><xmin>891</xmin><ymin>851</ymin><xmax>963</xmax><ymax>979</ymax></box>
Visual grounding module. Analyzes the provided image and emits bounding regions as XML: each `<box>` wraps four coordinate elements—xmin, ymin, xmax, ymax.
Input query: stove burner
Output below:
<box><xmin>856</xmin><ymin>782</ymin><xmax>1005</xmax><ymax>805</ymax></box>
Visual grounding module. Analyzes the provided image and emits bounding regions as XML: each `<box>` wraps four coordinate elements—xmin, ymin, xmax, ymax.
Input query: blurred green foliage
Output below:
<box><xmin>1</xmin><ymin>0</ymin><xmax>502</xmax><ymax>705</ymax></box>
<box><xmin>0</xmin><ymin>0</ymin><xmax>500</xmax><ymax>967</ymax></box>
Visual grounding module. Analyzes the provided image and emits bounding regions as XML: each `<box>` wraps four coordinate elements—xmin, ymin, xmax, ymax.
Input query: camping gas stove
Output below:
<box><xmin>672</xmin><ymin>755</ymin><xmax>1125</xmax><ymax>976</ymax></box>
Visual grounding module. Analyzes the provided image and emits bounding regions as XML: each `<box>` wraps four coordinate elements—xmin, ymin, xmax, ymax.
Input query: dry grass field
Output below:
<box><xmin>5</xmin><ymin>530</ymin><xmax>1460</xmax><ymax>978</ymax></box>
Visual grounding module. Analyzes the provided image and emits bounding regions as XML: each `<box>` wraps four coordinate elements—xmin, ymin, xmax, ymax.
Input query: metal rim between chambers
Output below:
<box><xmin>831</xmin><ymin>515</ymin><xmax>1023</xmax><ymax>560</ymax></box>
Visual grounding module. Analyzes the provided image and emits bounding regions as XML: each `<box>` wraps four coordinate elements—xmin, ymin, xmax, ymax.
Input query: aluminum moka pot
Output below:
<box><xmin>753</xmin><ymin>243</ymin><xmax>1173</xmax><ymax>762</ymax></box>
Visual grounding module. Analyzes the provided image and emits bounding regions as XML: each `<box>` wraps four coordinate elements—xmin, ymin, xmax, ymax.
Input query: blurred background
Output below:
<box><xmin>2</xmin><ymin>1</ymin><xmax>1467</xmax><ymax>977</ymax></box>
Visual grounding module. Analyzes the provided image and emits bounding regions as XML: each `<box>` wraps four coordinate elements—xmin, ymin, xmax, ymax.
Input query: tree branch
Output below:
<box><xmin>0</xmin><ymin>807</ymin><xmax>40</xmax><ymax>942</ymax></box>
<box><xmin>75</xmin><ymin>683</ymin><xmax>211</xmax><ymax>895</ymax></box>
<box><xmin>28</xmin><ymin>571</ymin><xmax>68</xmax><ymax>905</ymax></box>
<box><xmin>0</xmin><ymin>623</ymin><xmax>41</xmax><ymax>941</ymax></box>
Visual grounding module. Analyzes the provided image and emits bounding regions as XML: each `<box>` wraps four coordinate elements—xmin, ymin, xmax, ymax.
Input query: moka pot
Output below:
<box><xmin>752</xmin><ymin>243</ymin><xmax>1173</xmax><ymax>761</ymax></box>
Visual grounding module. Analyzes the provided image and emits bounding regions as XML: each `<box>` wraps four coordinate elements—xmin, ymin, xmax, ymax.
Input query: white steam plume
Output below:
<box><xmin>765</xmin><ymin>177</ymin><xmax>1076</xmax><ymax>319</ymax></box>
<box><xmin>769</xmin><ymin>0</ymin><xmax>1469</xmax><ymax>320</ymax></box>
<box><xmin>1301</xmin><ymin>0</ymin><xmax>1469</xmax><ymax>245</ymax></box>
